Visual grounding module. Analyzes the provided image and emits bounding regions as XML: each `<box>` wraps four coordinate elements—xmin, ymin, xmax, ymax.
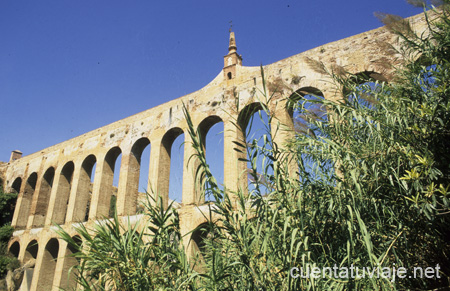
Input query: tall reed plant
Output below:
<box><xmin>58</xmin><ymin>2</ymin><xmax>450</xmax><ymax>290</ymax></box>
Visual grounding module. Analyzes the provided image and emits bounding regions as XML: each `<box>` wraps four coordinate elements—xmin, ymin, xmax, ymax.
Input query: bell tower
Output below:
<box><xmin>223</xmin><ymin>30</ymin><xmax>242</xmax><ymax>80</ymax></box>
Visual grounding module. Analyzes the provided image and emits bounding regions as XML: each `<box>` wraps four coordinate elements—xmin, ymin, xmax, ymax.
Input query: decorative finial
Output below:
<box><xmin>228</xmin><ymin>24</ymin><xmax>237</xmax><ymax>54</ymax></box>
<box><xmin>229</xmin><ymin>20</ymin><xmax>233</xmax><ymax>33</ymax></box>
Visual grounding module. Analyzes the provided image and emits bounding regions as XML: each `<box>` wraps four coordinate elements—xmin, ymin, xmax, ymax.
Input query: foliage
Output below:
<box><xmin>0</xmin><ymin>191</ymin><xmax>17</xmax><ymax>226</ymax></box>
<box><xmin>56</xmin><ymin>196</ymin><xmax>197</xmax><ymax>291</ymax></box>
<box><xmin>58</xmin><ymin>2</ymin><xmax>450</xmax><ymax>290</ymax></box>
<box><xmin>0</xmin><ymin>187</ymin><xmax>18</xmax><ymax>279</ymax></box>
<box><xmin>108</xmin><ymin>194</ymin><xmax>117</xmax><ymax>218</ymax></box>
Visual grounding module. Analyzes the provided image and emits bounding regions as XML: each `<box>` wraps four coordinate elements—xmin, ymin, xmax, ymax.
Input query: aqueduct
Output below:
<box><xmin>0</xmin><ymin>12</ymin><xmax>428</xmax><ymax>290</ymax></box>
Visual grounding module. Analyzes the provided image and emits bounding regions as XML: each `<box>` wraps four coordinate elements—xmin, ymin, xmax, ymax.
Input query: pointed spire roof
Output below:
<box><xmin>223</xmin><ymin>28</ymin><xmax>242</xmax><ymax>78</ymax></box>
<box><xmin>229</xmin><ymin>31</ymin><xmax>237</xmax><ymax>54</ymax></box>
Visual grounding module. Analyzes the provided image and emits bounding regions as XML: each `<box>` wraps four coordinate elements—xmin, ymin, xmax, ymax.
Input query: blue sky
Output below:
<box><xmin>0</xmin><ymin>1</ymin><xmax>423</xmax><ymax>199</ymax></box>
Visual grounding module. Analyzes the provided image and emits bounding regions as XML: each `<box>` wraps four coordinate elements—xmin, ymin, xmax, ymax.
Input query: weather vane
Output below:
<box><xmin>229</xmin><ymin>20</ymin><xmax>233</xmax><ymax>32</ymax></box>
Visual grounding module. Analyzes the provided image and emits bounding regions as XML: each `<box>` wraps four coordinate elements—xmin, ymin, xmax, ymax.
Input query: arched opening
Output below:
<box><xmin>344</xmin><ymin>71</ymin><xmax>387</xmax><ymax>107</ymax></box>
<box><xmin>198</xmin><ymin>116</ymin><xmax>224</xmax><ymax>203</ymax></box>
<box><xmin>238</xmin><ymin>102</ymin><xmax>264</xmax><ymax>133</ymax></box>
<box><xmin>20</xmin><ymin>240</ymin><xmax>38</xmax><ymax>288</ymax></box>
<box><xmin>288</xmin><ymin>87</ymin><xmax>328</xmax><ymax>180</ymax></box>
<box><xmin>129</xmin><ymin>138</ymin><xmax>151</xmax><ymax>214</ymax></box>
<box><xmin>52</xmin><ymin>162</ymin><xmax>74</xmax><ymax>225</ymax></box>
<box><xmin>190</xmin><ymin>223</ymin><xmax>212</xmax><ymax>271</ymax></box>
<box><xmin>191</xmin><ymin>224</ymin><xmax>208</xmax><ymax>256</ymax></box>
<box><xmin>16</xmin><ymin>173</ymin><xmax>37</xmax><ymax>228</ymax></box>
<box><xmin>98</xmin><ymin>147</ymin><xmax>122</xmax><ymax>218</ymax></box>
<box><xmin>227</xmin><ymin>72</ymin><xmax>232</xmax><ymax>79</ymax></box>
<box><xmin>288</xmin><ymin>87</ymin><xmax>327</xmax><ymax>137</ymax></box>
<box><xmin>238</xmin><ymin>102</ymin><xmax>273</xmax><ymax>194</ymax></box>
<box><xmin>111</xmin><ymin>150</ymin><xmax>122</xmax><ymax>217</ymax></box>
<box><xmin>36</xmin><ymin>238</ymin><xmax>59</xmax><ymax>290</ymax></box>
<box><xmin>9</xmin><ymin>241</ymin><xmax>20</xmax><ymax>258</ymax></box>
<box><xmin>160</xmin><ymin>128</ymin><xmax>184</xmax><ymax>206</ymax></box>
<box><xmin>24</xmin><ymin>240</ymin><xmax>38</xmax><ymax>263</ymax></box>
<box><xmin>60</xmin><ymin>235</ymin><xmax>81</xmax><ymax>289</ymax></box>
<box><xmin>32</xmin><ymin>167</ymin><xmax>55</xmax><ymax>227</ymax></box>
<box><xmin>11</xmin><ymin>177</ymin><xmax>22</xmax><ymax>194</ymax></box>
<box><xmin>74</xmin><ymin>155</ymin><xmax>97</xmax><ymax>222</ymax></box>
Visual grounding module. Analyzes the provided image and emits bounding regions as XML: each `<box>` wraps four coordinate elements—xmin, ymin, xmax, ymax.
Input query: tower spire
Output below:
<box><xmin>229</xmin><ymin>31</ymin><xmax>237</xmax><ymax>54</ymax></box>
<box><xmin>223</xmin><ymin>25</ymin><xmax>242</xmax><ymax>80</ymax></box>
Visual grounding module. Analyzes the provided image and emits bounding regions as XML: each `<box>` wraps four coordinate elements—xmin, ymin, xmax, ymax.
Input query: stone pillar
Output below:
<box><xmin>116</xmin><ymin>150</ymin><xmax>137</xmax><ymax>216</ymax></box>
<box><xmin>179</xmin><ymin>206</ymin><xmax>195</xmax><ymax>258</ymax></box>
<box><xmin>65</xmin><ymin>162</ymin><xmax>84</xmax><ymax>223</ymax></box>
<box><xmin>52</xmin><ymin>240</ymin><xmax>77</xmax><ymax>291</ymax></box>
<box><xmin>27</xmin><ymin>171</ymin><xmax>45</xmax><ymax>229</ymax></box>
<box><xmin>88</xmin><ymin>154</ymin><xmax>110</xmax><ymax>219</ymax></box>
<box><xmin>270</xmin><ymin>98</ymin><xmax>297</xmax><ymax>177</ymax></box>
<box><xmin>182</xmin><ymin>133</ymin><xmax>200</xmax><ymax>205</ymax></box>
<box><xmin>17</xmin><ymin>240</ymin><xmax>26</xmax><ymax>262</ymax></box>
<box><xmin>11</xmin><ymin>171</ymin><xmax>29</xmax><ymax>228</ymax></box>
<box><xmin>44</xmin><ymin>167</ymin><xmax>63</xmax><ymax>226</ymax></box>
<box><xmin>148</xmin><ymin>139</ymin><xmax>168</xmax><ymax>208</ymax></box>
<box><xmin>30</xmin><ymin>238</ymin><xmax>59</xmax><ymax>291</ymax></box>
<box><xmin>29</xmin><ymin>242</ymin><xmax>44</xmax><ymax>291</ymax></box>
<box><xmin>223</xmin><ymin>118</ymin><xmax>247</xmax><ymax>203</ymax></box>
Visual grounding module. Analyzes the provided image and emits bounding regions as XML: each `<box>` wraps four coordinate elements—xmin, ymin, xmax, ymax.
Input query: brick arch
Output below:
<box><xmin>11</xmin><ymin>177</ymin><xmax>22</xmax><ymax>194</ymax></box>
<box><xmin>351</xmin><ymin>70</ymin><xmax>388</xmax><ymax>83</ymax></box>
<box><xmin>72</xmin><ymin>154</ymin><xmax>97</xmax><ymax>222</ymax></box>
<box><xmin>237</xmin><ymin>102</ymin><xmax>265</xmax><ymax>132</ymax></box>
<box><xmin>122</xmin><ymin>137</ymin><xmax>151</xmax><ymax>215</ymax></box>
<box><xmin>15</xmin><ymin>172</ymin><xmax>37</xmax><ymax>228</ymax></box>
<box><xmin>287</xmin><ymin>87</ymin><xmax>325</xmax><ymax>113</ymax></box>
<box><xmin>198</xmin><ymin>115</ymin><xmax>223</xmax><ymax>144</ymax></box>
<box><xmin>24</xmin><ymin>239</ymin><xmax>38</xmax><ymax>263</ymax></box>
<box><xmin>131</xmin><ymin>138</ymin><xmax>151</xmax><ymax>168</ymax></box>
<box><xmin>162</xmin><ymin>127</ymin><xmax>184</xmax><ymax>149</ymax></box>
<box><xmin>8</xmin><ymin>240</ymin><xmax>20</xmax><ymax>258</ymax></box>
<box><xmin>235</xmin><ymin>102</ymin><xmax>269</xmax><ymax>194</ymax></box>
<box><xmin>96</xmin><ymin>147</ymin><xmax>122</xmax><ymax>218</ymax></box>
<box><xmin>343</xmin><ymin>70</ymin><xmax>388</xmax><ymax>97</ymax></box>
<box><xmin>197</xmin><ymin>115</ymin><xmax>224</xmax><ymax>203</ymax></box>
<box><xmin>32</xmin><ymin>167</ymin><xmax>55</xmax><ymax>227</ymax></box>
<box><xmin>36</xmin><ymin>238</ymin><xmax>59</xmax><ymax>290</ymax></box>
<box><xmin>287</xmin><ymin>87</ymin><xmax>327</xmax><ymax>135</ymax></box>
<box><xmin>190</xmin><ymin>222</ymin><xmax>211</xmax><ymax>264</ymax></box>
<box><xmin>52</xmin><ymin>161</ymin><xmax>75</xmax><ymax>225</ymax></box>
<box><xmin>69</xmin><ymin>235</ymin><xmax>82</xmax><ymax>254</ymax></box>
<box><xmin>157</xmin><ymin>127</ymin><xmax>184</xmax><ymax>206</ymax></box>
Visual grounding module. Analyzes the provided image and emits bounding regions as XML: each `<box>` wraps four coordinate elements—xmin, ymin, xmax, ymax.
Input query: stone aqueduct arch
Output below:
<box><xmin>0</xmin><ymin>13</ymin><xmax>428</xmax><ymax>290</ymax></box>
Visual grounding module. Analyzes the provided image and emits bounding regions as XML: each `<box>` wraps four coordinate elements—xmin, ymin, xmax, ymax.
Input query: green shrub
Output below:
<box><xmin>0</xmin><ymin>191</ymin><xmax>16</xmax><ymax>227</ymax></box>
<box><xmin>0</xmin><ymin>189</ymin><xmax>18</xmax><ymax>280</ymax></box>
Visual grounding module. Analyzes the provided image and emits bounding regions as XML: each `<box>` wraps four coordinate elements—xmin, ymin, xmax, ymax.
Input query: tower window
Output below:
<box><xmin>227</xmin><ymin>72</ymin><xmax>232</xmax><ymax>79</ymax></box>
